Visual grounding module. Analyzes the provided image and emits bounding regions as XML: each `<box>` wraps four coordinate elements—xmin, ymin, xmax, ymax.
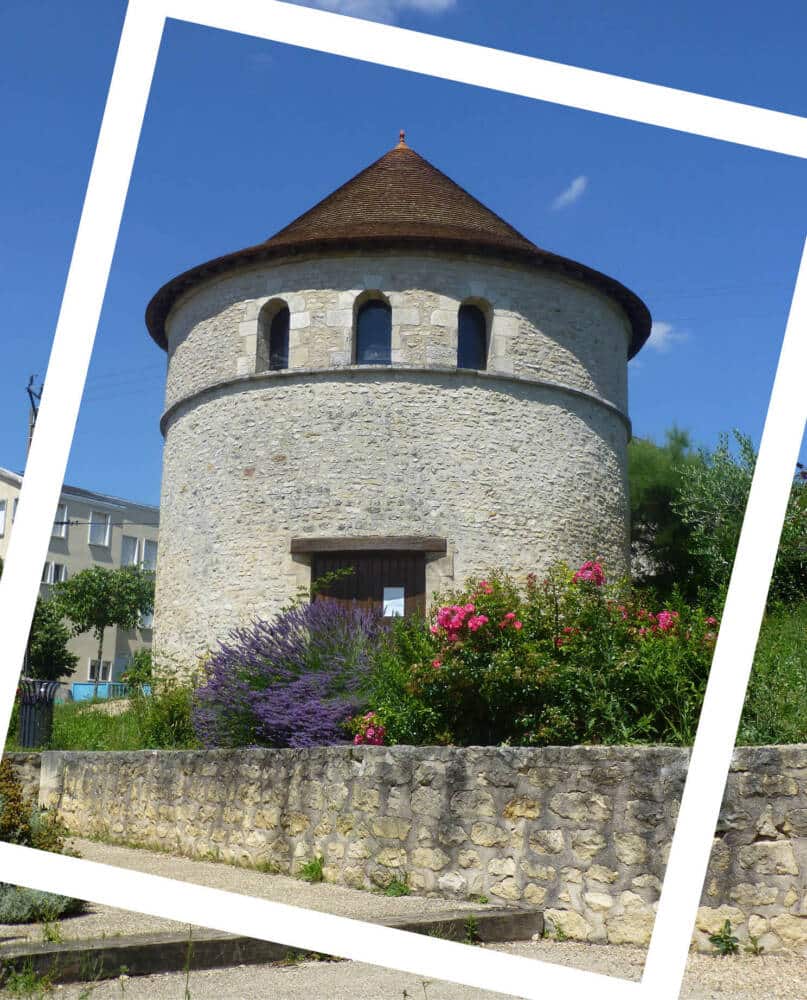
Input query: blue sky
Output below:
<box><xmin>1</xmin><ymin>0</ymin><xmax>806</xmax><ymax>507</ymax></box>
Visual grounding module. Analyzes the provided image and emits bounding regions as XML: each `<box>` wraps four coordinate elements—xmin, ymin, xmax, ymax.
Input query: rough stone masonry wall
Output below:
<box><xmin>162</xmin><ymin>251</ymin><xmax>631</xmax><ymax>414</ymax></box>
<box><xmin>33</xmin><ymin>745</ymin><xmax>807</xmax><ymax>954</ymax></box>
<box><xmin>156</xmin><ymin>372</ymin><xmax>629</xmax><ymax>665</ymax></box>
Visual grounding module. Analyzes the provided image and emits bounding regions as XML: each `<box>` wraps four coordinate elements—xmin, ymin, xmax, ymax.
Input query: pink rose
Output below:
<box><xmin>573</xmin><ymin>560</ymin><xmax>605</xmax><ymax>586</ymax></box>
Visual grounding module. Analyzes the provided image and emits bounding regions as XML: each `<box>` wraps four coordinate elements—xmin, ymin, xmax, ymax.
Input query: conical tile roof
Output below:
<box><xmin>146</xmin><ymin>136</ymin><xmax>650</xmax><ymax>355</ymax></box>
<box><xmin>262</xmin><ymin>133</ymin><xmax>538</xmax><ymax>257</ymax></box>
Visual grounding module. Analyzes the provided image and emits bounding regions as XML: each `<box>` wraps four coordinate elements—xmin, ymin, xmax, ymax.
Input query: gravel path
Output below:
<box><xmin>9</xmin><ymin>941</ymin><xmax>804</xmax><ymax>1000</ymax></box>
<box><xmin>0</xmin><ymin>840</ymin><xmax>803</xmax><ymax>998</ymax></box>
<box><xmin>0</xmin><ymin>838</ymin><xmax>480</xmax><ymax>945</ymax></box>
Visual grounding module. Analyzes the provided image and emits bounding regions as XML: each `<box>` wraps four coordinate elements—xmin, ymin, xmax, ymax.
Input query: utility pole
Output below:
<box><xmin>22</xmin><ymin>376</ymin><xmax>43</xmax><ymax>681</ymax></box>
<box><xmin>26</xmin><ymin>375</ymin><xmax>42</xmax><ymax>457</ymax></box>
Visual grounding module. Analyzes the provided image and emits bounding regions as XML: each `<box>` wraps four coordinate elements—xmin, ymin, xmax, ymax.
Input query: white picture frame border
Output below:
<box><xmin>0</xmin><ymin>2</ymin><xmax>805</xmax><ymax>997</ymax></box>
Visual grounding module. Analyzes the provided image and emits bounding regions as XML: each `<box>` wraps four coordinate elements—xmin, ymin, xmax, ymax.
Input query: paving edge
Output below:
<box><xmin>0</xmin><ymin>907</ymin><xmax>543</xmax><ymax>984</ymax></box>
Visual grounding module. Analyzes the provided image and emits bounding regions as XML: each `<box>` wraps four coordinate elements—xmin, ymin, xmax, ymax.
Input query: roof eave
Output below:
<box><xmin>146</xmin><ymin>236</ymin><xmax>651</xmax><ymax>357</ymax></box>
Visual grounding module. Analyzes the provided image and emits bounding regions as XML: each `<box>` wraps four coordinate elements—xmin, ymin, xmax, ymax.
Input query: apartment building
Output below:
<box><xmin>0</xmin><ymin>467</ymin><xmax>159</xmax><ymax>692</ymax></box>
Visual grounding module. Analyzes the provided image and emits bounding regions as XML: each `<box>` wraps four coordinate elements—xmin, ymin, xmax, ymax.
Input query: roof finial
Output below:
<box><xmin>398</xmin><ymin>129</ymin><xmax>407</xmax><ymax>148</ymax></box>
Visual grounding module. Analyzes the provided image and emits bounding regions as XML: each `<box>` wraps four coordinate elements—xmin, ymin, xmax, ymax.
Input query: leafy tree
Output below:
<box><xmin>628</xmin><ymin>427</ymin><xmax>701</xmax><ymax>598</ymax></box>
<box><xmin>52</xmin><ymin>566</ymin><xmax>155</xmax><ymax>694</ymax></box>
<box><xmin>673</xmin><ymin>431</ymin><xmax>807</xmax><ymax>607</ymax></box>
<box><xmin>26</xmin><ymin>598</ymin><xmax>78</xmax><ymax>681</ymax></box>
<box><xmin>0</xmin><ymin>559</ymin><xmax>76</xmax><ymax>681</ymax></box>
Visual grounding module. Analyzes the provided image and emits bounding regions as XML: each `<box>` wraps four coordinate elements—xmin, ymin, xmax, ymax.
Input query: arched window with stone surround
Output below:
<box><xmin>355</xmin><ymin>298</ymin><xmax>392</xmax><ymax>365</ymax></box>
<box><xmin>257</xmin><ymin>300</ymin><xmax>290</xmax><ymax>372</ymax></box>
<box><xmin>457</xmin><ymin>303</ymin><xmax>488</xmax><ymax>371</ymax></box>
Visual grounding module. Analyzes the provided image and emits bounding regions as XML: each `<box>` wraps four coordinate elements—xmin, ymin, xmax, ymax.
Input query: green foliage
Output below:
<box><xmin>26</xmin><ymin>598</ymin><xmax>78</xmax><ymax>681</ymax></box>
<box><xmin>130</xmin><ymin>682</ymin><xmax>199</xmax><ymax>750</ymax></box>
<box><xmin>364</xmin><ymin>565</ymin><xmax>719</xmax><ymax>747</ymax></box>
<box><xmin>709</xmin><ymin>919</ymin><xmax>740</xmax><ymax>956</ymax></box>
<box><xmin>463</xmin><ymin>915</ymin><xmax>480</xmax><ymax>945</ymax></box>
<box><xmin>673</xmin><ymin>431</ymin><xmax>806</xmax><ymax>608</ymax></box>
<box><xmin>297</xmin><ymin>855</ymin><xmax>325</xmax><ymax>883</ymax></box>
<box><xmin>44</xmin><ymin>700</ymin><xmax>143</xmax><ymax>752</ymax></box>
<box><xmin>738</xmin><ymin>600</ymin><xmax>807</xmax><ymax>744</ymax></box>
<box><xmin>40</xmin><ymin>919</ymin><xmax>63</xmax><ymax>943</ymax></box>
<box><xmin>745</xmin><ymin>934</ymin><xmax>765</xmax><ymax>956</ymax></box>
<box><xmin>43</xmin><ymin>683</ymin><xmax>199</xmax><ymax>752</ymax></box>
<box><xmin>53</xmin><ymin>565</ymin><xmax>155</xmax><ymax>638</ymax></box>
<box><xmin>0</xmin><ymin>884</ymin><xmax>85</xmax><ymax>924</ymax></box>
<box><xmin>360</xmin><ymin>615</ymin><xmax>445</xmax><ymax>746</ymax></box>
<box><xmin>1</xmin><ymin>958</ymin><xmax>55</xmax><ymax>997</ymax></box>
<box><xmin>384</xmin><ymin>875</ymin><xmax>410</xmax><ymax>897</ymax></box>
<box><xmin>120</xmin><ymin>648</ymin><xmax>152</xmax><ymax>689</ymax></box>
<box><xmin>52</xmin><ymin>566</ymin><xmax>155</xmax><ymax>688</ymax></box>
<box><xmin>628</xmin><ymin>427</ymin><xmax>700</xmax><ymax>598</ymax></box>
<box><xmin>0</xmin><ymin>759</ymin><xmax>68</xmax><ymax>853</ymax></box>
<box><xmin>0</xmin><ymin>760</ymin><xmax>85</xmax><ymax>926</ymax></box>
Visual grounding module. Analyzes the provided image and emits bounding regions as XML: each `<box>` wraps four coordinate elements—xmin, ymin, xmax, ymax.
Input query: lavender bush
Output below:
<box><xmin>192</xmin><ymin>600</ymin><xmax>384</xmax><ymax>748</ymax></box>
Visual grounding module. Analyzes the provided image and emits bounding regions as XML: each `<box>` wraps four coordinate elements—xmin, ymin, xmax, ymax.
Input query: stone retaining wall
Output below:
<box><xmin>16</xmin><ymin>746</ymin><xmax>807</xmax><ymax>954</ymax></box>
<box><xmin>3</xmin><ymin>751</ymin><xmax>42</xmax><ymax>802</ymax></box>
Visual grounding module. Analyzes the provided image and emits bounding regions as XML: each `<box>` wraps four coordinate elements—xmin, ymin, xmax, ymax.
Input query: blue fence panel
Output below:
<box><xmin>71</xmin><ymin>682</ymin><xmax>152</xmax><ymax>702</ymax></box>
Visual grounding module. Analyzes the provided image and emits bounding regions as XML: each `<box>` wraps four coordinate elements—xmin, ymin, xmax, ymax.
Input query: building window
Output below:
<box><xmin>142</xmin><ymin>539</ymin><xmax>158</xmax><ymax>572</ymax></box>
<box><xmin>257</xmin><ymin>300</ymin><xmax>290</xmax><ymax>372</ymax></box>
<box><xmin>457</xmin><ymin>304</ymin><xmax>488</xmax><ymax>371</ymax></box>
<box><xmin>89</xmin><ymin>659</ymin><xmax>111</xmax><ymax>682</ymax></box>
<box><xmin>0</xmin><ymin>499</ymin><xmax>6</xmax><ymax>537</ymax></box>
<box><xmin>355</xmin><ymin>299</ymin><xmax>392</xmax><ymax>365</ymax></box>
<box><xmin>52</xmin><ymin>503</ymin><xmax>68</xmax><ymax>539</ymax></box>
<box><xmin>88</xmin><ymin>510</ymin><xmax>111</xmax><ymax>546</ymax></box>
<box><xmin>12</xmin><ymin>498</ymin><xmax>18</xmax><ymax>522</ymax></box>
<box><xmin>268</xmin><ymin>307</ymin><xmax>290</xmax><ymax>370</ymax></box>
<box><xmin>140</xmin><ymin>610</ymin><xmax>154</xmax><ymax>630</ymax></box>
<box><xmin>42</xmin><ymin>562</ymin><xmax>67</xmax><ymax>585</ymax></box>
<box><xmin>121</xmin><ymin>535</ymin><xmax>139</xmax><ymax>566</ymax></box>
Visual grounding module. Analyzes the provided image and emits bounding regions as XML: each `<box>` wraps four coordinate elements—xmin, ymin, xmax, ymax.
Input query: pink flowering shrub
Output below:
<box><xmin>348</xmin><ymin>710</ymin><xmax>386</xmax><ymax>746</ymax></box>
<box><xmin>572</xmin><ymin>560</ymin><xmax>606</xmax><ymax>586</ymax></box>
<box><xmin>366</xmin><ymin>561</ymin><xmax>720</xmax><ymax>747</ymax></box>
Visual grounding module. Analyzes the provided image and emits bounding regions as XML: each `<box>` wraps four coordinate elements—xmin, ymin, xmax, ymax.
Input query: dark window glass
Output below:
<box><xmin>269</xmin><ymin>307</ymin><xmax>290</xmax><ymax>370</ymax></box>
<box><xmin>356</xmin><ymin>300</ymin><xmax>392</xmax><ymax>365</ymax></box>
<box><xmin>457</xmin><ymin>304</ymin><xmax>487</xmax><ymax>370</ymax></box>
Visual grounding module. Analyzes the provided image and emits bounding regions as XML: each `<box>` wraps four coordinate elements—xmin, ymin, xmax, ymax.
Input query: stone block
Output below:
<box><xmin>739</xmin><ymin>842</ymin><xmax>799</xmax><ymax>876</ymax></box>
<box><xmin>545</xmin><ymin>909</ymin><xmax>592</xmax><ymax>941</ymax></box>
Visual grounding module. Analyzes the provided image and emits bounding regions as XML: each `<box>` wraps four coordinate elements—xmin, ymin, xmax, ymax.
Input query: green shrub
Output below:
<box><xmin>0</xmin><ymin>759</ymin><xmax>70</xmax><ymax>854</ymax></box>
<box><xmin>0</xmin><ymin>760</ymin><xmax>85</xmax><ymax>925</ymax></box>
<box><xmin>359</xmin><ymin>563</ymin><xmax>719</xmax><ymax>747</ymax></box>
<box><xmin>738</xmin><ymin>600</ymin><xmax>807</xmax><ymax>744</ymax></box>
<box><xmin>0</xmin><ymin>884</ymin><xmax>85</xmax><ymax>924</ymax></box>
<box><xmin>121</xmin><ymin>648</ymin><xmax>153</xmax><ymax>689</ymax></box>
<box><xmin>358</xmin><ymin>615</ymin><xmax>445</xmax><ymax>746</ymax></box>
<box><xmin>130</xmin><ymin>681</ymin><xmax>199</xmax><ymax>749</ymax></box>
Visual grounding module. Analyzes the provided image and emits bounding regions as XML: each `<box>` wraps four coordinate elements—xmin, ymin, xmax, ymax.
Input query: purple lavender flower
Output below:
<box><xmin>192</xmin><ymin>600</ymin><xmax>384</xmax><ymax>748</ymax></box>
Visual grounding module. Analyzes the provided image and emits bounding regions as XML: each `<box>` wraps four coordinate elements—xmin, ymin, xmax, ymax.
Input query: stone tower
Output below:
<box><xmin>146</xmin><ymin>135</ymin><xmax>650</xmax><ymax>666</ymax></box>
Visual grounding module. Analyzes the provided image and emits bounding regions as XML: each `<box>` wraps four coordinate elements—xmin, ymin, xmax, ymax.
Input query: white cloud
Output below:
<box><xmin>646</xmin><ymin>321</ymin><xmax>689</xmax><ymax>353</ymax></box>
<box><xmin>550</xmin><ymin>175</ymin><xmax>588</xmax><ymax>211</ymax></box>
<box><xmin>288</xmin><ymin>0</ymin><xmax>456</xmax><ymax>23</ymax></box>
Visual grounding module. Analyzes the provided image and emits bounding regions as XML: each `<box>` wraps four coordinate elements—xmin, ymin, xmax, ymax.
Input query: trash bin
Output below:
<box><xmin>17</xmin><ymin>678</ymin><xmax>60</xmax><ymax>748</ymax></box>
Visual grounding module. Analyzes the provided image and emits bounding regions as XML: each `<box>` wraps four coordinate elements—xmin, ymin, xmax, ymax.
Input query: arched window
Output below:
<box><xmin>355</xmin><ymin>299</ymin><xmax>392</xmax><ymax>365</ymax></box>
<box><xmin>268</xmin><ymin>306</ymin><xmax>290</xmax><ymax>371</ymax></box>
<box><xmin>257</xmin><ymin>301</ymin><xmax>290</xmax><ymax>372</ymax></box>
<box><xmin>457</xmin><ymin>304</ymin><xmax>487</xmax><ymax>371</ymax></box>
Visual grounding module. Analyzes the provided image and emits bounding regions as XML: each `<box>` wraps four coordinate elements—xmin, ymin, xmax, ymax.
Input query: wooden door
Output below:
<box><xmin>312</xmin><ymin>551</ymin><xmax>426</xmax><ymax>617</ymax></box>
